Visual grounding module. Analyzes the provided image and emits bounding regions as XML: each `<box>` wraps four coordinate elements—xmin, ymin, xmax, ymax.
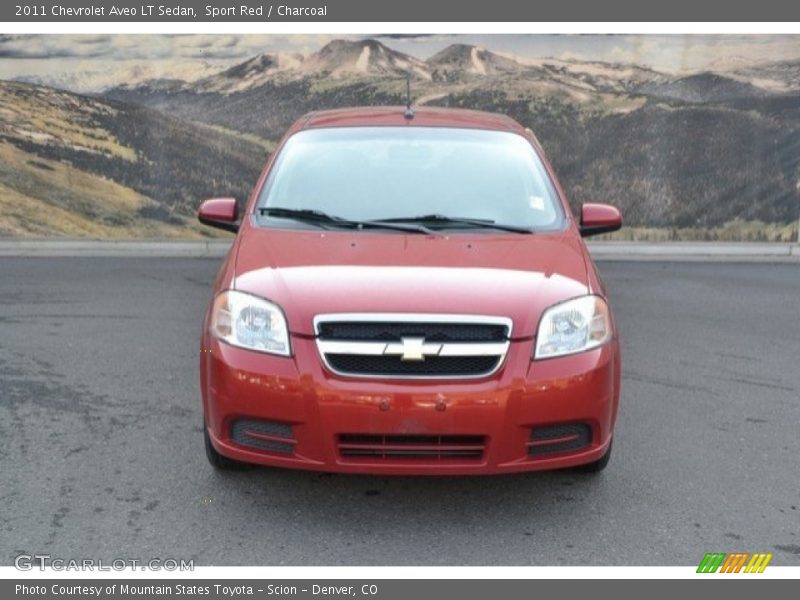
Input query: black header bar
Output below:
<box><xmin>3</xmin><ymin>0</ymin><xmax>800</xmax><ymax>22</ymax></box>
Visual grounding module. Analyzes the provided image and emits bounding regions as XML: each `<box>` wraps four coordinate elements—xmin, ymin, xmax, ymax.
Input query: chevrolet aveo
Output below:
<box><xmin>198</xmin><ymin>106</ymin><xmax>622</xmax><ymax>475</ymax></box>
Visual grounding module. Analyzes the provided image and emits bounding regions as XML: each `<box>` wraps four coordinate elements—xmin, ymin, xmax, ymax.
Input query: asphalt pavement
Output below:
<box><xmin>1</xmin><ymin>258</ymin><xmax>798</xmax><ymax>565</ymax></box>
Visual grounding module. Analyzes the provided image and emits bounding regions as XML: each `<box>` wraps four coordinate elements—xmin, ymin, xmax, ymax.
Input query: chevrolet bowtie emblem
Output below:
<box><xmin>383</xmin><ymin>337</ymin><xmax>442</xmax><ymax>361</ymax></box>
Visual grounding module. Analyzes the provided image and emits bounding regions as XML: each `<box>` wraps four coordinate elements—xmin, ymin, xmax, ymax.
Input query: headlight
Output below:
<box><xmin>211</xmin><ymin>290</ymin><xmax>290</xmax><ymax>356</ymax></box>
<box><xmin>534</xmin><ymin>295</ymin><xmax>612</xmax><ymax>359</ymax></box>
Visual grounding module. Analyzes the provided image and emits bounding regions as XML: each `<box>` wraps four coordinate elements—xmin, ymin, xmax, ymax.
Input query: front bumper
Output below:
<box><xmin>200</xmin><ymin>335</ymin><xmax>621</xmax><ymax>475</ymax></box>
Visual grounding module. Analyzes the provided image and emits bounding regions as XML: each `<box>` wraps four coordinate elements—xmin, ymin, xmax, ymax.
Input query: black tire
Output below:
<box><xmin>576</xmin><ymin>439</ymin><xmax>613</xmax><ymax>473</ymax></box>
<box><xmin>204</xmin><ymin>426</ymin><xmax>248</xmax><ymax>470</ymax></box>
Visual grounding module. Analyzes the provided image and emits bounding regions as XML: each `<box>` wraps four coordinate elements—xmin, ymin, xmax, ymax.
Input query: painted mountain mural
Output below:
<box><xmin>2</xmin><ymin>37</ymin><xmax>799</xmax><ymax>239</ymax></box>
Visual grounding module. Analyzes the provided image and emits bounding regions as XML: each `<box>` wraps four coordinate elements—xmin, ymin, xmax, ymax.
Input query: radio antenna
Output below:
<box><xmin>404</xmin><ymin>73</ymin><xmax>415</xmax><ymax>120</ymax></box>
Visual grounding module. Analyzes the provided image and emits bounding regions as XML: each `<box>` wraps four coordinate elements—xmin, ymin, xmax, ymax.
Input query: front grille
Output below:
<box><xmin>230</xmin><ymin>419</ymin><xmax>295</xmax><ymax>454</ymax></box>
<box><xmin>314</xmin><ymin>314</ymin><xmax>512</xmax><ymax>379</ymax></box>
<box><xmin>338</xmin><ymin>434</ymin><xmax>486</xmax><ymax>461</ymax></box>
<box><xmin>326</xmin><ymin>354</ymin><xmax>500</xmax><ymax>376</ymax></box>
<box><xmin>317</xmin><ymin>321</ymin><xmax>508</xmax><ymax>342</ymax></box>
<box><xmin>527</xmin><ymin>423</ymin><xmax>591</xmax><ymax>457</ymax></box>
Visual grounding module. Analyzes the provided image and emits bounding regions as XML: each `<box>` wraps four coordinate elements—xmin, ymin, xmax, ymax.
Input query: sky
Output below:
<box><xmin>1</xmin><ymin>34</ymin><xmax>799</xmax><ymax>92</ymax></box>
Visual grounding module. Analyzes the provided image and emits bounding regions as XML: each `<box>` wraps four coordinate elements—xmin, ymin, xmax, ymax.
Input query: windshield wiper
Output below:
<box><xmin>372</xmin><ymin>214</ymin><xmax>533</xmax><ymax>234</ymax></box>
<box><xmin>258</xmin><ymin>207</ymin><xmax>435</xmax><ymax>234</ymax></box>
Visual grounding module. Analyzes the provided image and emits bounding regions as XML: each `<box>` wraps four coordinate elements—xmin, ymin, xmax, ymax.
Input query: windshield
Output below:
<box><xmin>256</xmin><ymin>126</ymin><xmax>565</xmax><ymax>231</ymax></box>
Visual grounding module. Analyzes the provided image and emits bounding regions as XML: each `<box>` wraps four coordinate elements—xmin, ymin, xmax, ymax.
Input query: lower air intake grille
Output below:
<box><xmin>326</xmin><ymin>354</ymin><xmax>500</xmax><ymax>377</ymax></box>
<box><xmin>528</xmin><ymin>423</ymin><xmax>591</xmax><ymax>457</ymax></box>
<box><xmin>230</xmin><ymin>419</ymin><xmax>295</xmax><ymax>454</ymax></box>
<box><xmin>338</xmin><ymin>434</ymin><xmax>486</xmax><ymax>461</ymax></box>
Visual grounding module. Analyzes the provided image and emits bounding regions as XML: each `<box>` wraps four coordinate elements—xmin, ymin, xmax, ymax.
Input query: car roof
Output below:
<box><xmin>299</xmin><ymin>106</ymin><xmax>528</xmax><ymax>134</ymax></box>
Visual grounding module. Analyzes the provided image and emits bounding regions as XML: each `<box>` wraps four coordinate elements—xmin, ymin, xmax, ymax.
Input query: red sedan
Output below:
<box><xmin>198</xmin><ymin>106</ymin><xmax>622</xmax><ymax>475</ymax></box>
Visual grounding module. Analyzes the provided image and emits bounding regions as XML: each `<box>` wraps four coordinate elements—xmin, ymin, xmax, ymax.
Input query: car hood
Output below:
<box><xmin>233</xmin><ymin>228</ymin><xmax>589</xmax><ymax>338</ymax></box>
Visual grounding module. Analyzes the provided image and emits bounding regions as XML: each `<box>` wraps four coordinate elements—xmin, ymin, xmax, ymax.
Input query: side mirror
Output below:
<box><xmin>198</xmin><ymin>198</ymin><xmax>239</xmax><ymax>233</ymax></box>
<box><xmin>580</xmin><ymin>203</ymin><xmax>622</xmax><ymax>237</ymax></box>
